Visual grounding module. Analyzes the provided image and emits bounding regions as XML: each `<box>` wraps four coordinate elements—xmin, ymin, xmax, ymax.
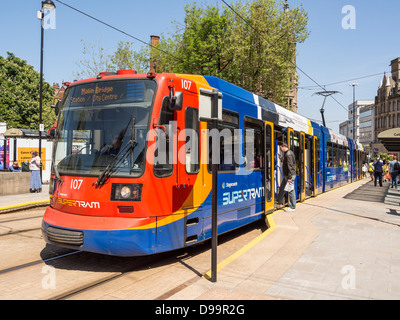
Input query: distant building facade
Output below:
<box><xmin>375</xmin><ymin>58</ymin><xmax>400</xmax><ymax>139</ymax></box>
<box><xmin>339</xmin><ymin>99</ymin><xmax>375</xmax><ymax>149</ymax></box>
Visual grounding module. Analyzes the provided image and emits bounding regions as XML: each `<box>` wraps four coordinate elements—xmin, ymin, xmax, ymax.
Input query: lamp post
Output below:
<box><xmin>38</xmin><ymin>0</ymin><xmax>56</xmax><ymax>182</ymax></box>
<box><xmin>350</xmin><ymin>83</ymin><xmax>358</xmax><ymax>141</ymax></box>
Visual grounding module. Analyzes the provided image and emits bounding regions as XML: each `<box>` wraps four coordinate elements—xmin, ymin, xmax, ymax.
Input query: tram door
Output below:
<box><xmin>300</xmin><ymin>132</ymin><xmax>306</xmax><ymax>202</ymax></box>
<box><xmin>264</xmin><ymin>121</ymin><xmax>275</xmax><ymax>213</ymax></box>
<box><xmin>313</xmin><ymin>136</ymin><xmax>319</xmax><ymax>197</ymax></box>
<box><xmin>288</xmin><ymin>128</ymin><xmax>294</xmax><ymax>150</ymax></box>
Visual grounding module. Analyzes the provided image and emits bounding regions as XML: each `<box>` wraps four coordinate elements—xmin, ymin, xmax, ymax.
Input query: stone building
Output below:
<box><xmin>375</xmin><ymin>58</ymin><xmax>400</xmax><ymax>139</ymax></box>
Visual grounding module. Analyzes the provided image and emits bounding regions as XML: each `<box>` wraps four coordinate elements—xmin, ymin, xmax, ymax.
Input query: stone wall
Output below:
<box><xmin>0</xmin><ymin>172</ymin><xmax>31</xmax><ymax>195</ymax></box>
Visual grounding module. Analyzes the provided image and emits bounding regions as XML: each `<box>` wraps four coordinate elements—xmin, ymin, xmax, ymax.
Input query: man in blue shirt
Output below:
<box><xmin>389</xmin><ymin>155</ymin><xmax>399</xmax><ymax>189</ymax></box>
<box><xmin>373</xmin><ymin>157</ymin><xmax>384</xmax><ymax>187</ymax></box>
<box><xmin>8</xmin><ymin>161</ymin><xmax>22</xmax><ymax>172</ymax></box>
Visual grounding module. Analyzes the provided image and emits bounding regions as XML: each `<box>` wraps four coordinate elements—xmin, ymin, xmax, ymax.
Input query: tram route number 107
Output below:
<box><xmin>70</xmin><ymin>179</ymin><xmax>83</xmax><ymax>190</ymax></box>
<box><xmin>181</xmin><ymin>79</ymin><xmax>192</xmax><ymax>91</ymax></box>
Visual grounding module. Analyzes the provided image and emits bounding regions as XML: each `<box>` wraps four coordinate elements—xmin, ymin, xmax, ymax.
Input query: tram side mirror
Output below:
<box><xmin>47</xmin><ymin>128</ymin><xmax>56</xmax><ymax>139</ymax></box>
<box><xmin>51</xmin><ymin>100</ymin><xmax>61</xmax><ymax>116</ymax></box>
<box><xmin>168</xmin><ymin>91</ymin><xmax>183</xmax><ymax>111</ymax></box>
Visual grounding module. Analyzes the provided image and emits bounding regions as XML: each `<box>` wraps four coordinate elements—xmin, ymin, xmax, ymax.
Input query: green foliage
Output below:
<box><xmin>153</xmin><ymin>0</ymin><xmax>310</xmax><ymax>106</ymax></box>
<box><xmin>74</xmin><ymin>40</ymin><xmax>149</xmax><ymax>79</ymax></box>
<box><xmin>75</xmin><ymin>0</ymin><xmax>309</xmax><ymax>107</ymax></box>
<box><xmin>0</xmin><ymin>52</ymin><xmax>56</xmax><ymax>130</ymax></box>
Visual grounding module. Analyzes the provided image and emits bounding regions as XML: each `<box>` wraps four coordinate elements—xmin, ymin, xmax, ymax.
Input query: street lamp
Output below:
<box><xmin>38</xmin><ymin>0</ymin><xmax>56</xmax><ymax>183</ymax></box>
<box><xmin>350</xmin><ymin>83</ymin><xmax>358</xmax><ymax>141</ymax></box>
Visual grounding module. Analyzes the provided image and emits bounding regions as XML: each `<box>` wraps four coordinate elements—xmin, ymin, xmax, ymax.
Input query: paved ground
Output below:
<box><xmin>168</xmin><ymin>179</ymin><xmax>400</xmax><ymax>300</ymax></box>
<box><xmin>1</xmin><ymin>179</ymin><xmax>400</xmax><ymax>300</ymax></box>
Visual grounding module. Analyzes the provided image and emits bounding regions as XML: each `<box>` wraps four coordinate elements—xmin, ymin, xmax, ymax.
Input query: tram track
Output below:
<box><xmin>0</xmin><ymin>227</ymin><xmax>42</xmax><ymax>237</ymax></box>
<box><xmin>48</xmin><ymin>265</ymin><xmax>135</xmax><ymax>300</ymax></box>
<box><xmin>47</xmin><ymin>249</ymin><xmax>196</xmax><ymax>300</ymax></box>
<box><xmin>0</xmin><ymin>214</ymin><xmax>44</xmax><ymax>224</ymax></box>
<box><xmin>48</xmin><ymin>223</ymin><xmax>264</xmax><ymax>300</ymax></box>
<box><xmin>0</xmin><ymin>250</ymin><xmax>81</xmax><ymax>275</ymax></box>
<box><xmin>0</xmin><ymin>206</ymin><xmax>266</xmax><ymax>300</ymax></box>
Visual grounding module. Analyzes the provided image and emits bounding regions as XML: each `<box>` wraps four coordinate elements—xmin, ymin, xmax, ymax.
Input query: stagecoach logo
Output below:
<box><xmin>222</xmin><ymin>182</ymin><xmax>238</xmax><ymax>189</ymax></box>
<box><xmin>57</xmin><ymin>198</ymin><xmax>100</xmax><ymax>209</ymax></box>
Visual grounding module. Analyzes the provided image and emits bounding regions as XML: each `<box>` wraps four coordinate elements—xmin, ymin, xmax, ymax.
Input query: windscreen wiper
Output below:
<box><xmin>94</xmin><ymin>139</ymin><xmax>138</xmax><ymax>187</ymax></box>
<box><xmin>53</xmin><ymin>163</ymin><xmax>64</xmax><ymax>184</ymax></box>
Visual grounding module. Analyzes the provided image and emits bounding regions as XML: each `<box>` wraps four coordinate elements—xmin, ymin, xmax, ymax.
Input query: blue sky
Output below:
<box><xmin>1</xmin><ymin>0</ymin><xmax>399</xmax><ymax>132</ymax></box>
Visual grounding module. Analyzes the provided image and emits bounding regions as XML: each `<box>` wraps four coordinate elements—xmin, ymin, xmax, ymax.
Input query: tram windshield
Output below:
<box><xmin>53</xmin><ymin>79</ymin><xmax>156</xmax><ymax>177</ymax></box>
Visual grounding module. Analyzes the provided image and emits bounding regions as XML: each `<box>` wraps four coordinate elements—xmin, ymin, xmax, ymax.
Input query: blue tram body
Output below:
<box><xmin>42</xmin><ymin>72</ymin><xmax>366</xmax><ymax>256</ymax></box>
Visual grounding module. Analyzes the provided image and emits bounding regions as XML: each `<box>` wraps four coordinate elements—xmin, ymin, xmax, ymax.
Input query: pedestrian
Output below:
<box><xmin>390</xmin><ymin>155</ymin><xmax>400</xmax><ymax>189</ymax></box>
<box><xmin>29</xmin><ymin>150</ymin><xmax>42</xmax><ymax>193</ymax></box>
<box><xmin>383</xmin><ymin>161</ymin><xmax>390</xmax><ymax>182</ymax></box>
<box><xmin>373</xmin><ymin>157</ymin><xmax>384</xmax><ymax>187</ymax></box>
<box><xmin>8</xmin><ymin>161</ymin><xmax>22</xmax><ymax>172</ymax></box>
<box><xmin>276</xmin><ymin>142</ymin><xmax>297</xmax><ymax>212</ymax></box>
<box><xmin>368</xmin><ymin>161</ymin><xmax>374</xmax><ymax>181</ymax></box>
<box><xmin>362</xmin><ymin>163</ymin><xmax>367</xmax><ymax>179</ymax></box>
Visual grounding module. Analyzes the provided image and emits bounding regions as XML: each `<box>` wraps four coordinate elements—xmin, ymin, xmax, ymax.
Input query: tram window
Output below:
<box><xmin>244</xmin><ymin>118</ymin><xmax>264</xmax><ymax>171</ymax></box>
<box><xmin>185</xmin><ymin>107</ymin><xmax>200</xmax><ymax>174</ymax></box>
<box><xmin>265</xmin><ymin>124</ymin><xmax>273</xmax><ymax>201</ymax></box>
<box><xmin>327</xmin><ymin>142</ymin><xmax>332</xmax><ymax>167</ymax></box>
<box><xmin>315</xmin><ymin>138</ymin><xmax>321</xmax><ymax>174</ymax></box>
<box><xmin>293</xmin><ymin>132</ymin><xmax>300</xmax><ymax>174</ymax></box>
<box><xmin>154</xmin><ymin>96</ymin><xmax>174</xmax><ymax>178</ymax></box>
<box><xmin>289</xmin><ymin>130</ymin><xmax>294</xmax><ymax>152</ymax></box>
<box><xmin>275</xmin><ymin>130</ymin><xmax>283</xmax><ymax>146</ymax></box>
<box><xmin>333</xmin><ymin>143</ymin><xmax>338</xmax><ymax>167</ymax></box>
<box><xmin>208</xmin><ymin>110</ymin><xmax>239</xmax><ymax>172</ymax></box>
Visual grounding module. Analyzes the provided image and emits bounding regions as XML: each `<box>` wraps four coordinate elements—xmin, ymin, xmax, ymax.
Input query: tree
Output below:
<box><xmin>74</xmin><ymin>0</ymin><xmax>309</xmax><ymax>107</ymax></box>
<box><xmin>0</xmin><ymin>52</ymin><xmax>56</xmax><ymax>129</ymax></box>
<box><xmin>74</xmin><ymin>40</ymin><xmax>149</xmax><ymax>79</ymax></box>
<box><xmin>74</xmin><ymin>39</ymin><xmax>111</xmax><ymax>79</ymax></box>
<box><xmin>146</xmin><ymin>0</ymin><xmax>309</xmax><ymax>106</ymax></box>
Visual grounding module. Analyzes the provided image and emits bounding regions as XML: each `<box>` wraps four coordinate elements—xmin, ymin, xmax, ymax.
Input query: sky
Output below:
<box><xmin>1</xmin><ymin>0</ymin><xmax>399</xmax><ymax>132</ymax></box>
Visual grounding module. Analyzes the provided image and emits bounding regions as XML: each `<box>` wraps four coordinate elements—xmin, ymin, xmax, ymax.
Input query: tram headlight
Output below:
<box><xmin>111</xmin><ymin>184</ymin><xmax>142</xmax><ymax>201</ymax></box>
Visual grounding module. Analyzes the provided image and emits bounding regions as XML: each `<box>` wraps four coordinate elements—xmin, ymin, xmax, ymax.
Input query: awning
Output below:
<box><xmin>377</xmin><ymin>128</ymin><xmax>400</xmax><ymax>152</ymax></box>
<box><xmin>4</xmin><ymin>128</ymin><xmax>47</xmax><ymax>138</ymax></box>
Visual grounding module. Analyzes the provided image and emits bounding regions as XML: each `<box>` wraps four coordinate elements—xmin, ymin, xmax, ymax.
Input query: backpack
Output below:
<box><xmin>374</xmin><ymin>160</ymin><xmax>383</xmax><ymax>173</ymax></box>
<box><xmin>394</xmin><ymin>161</ymin><xmax>400</xmax><ymax>172</ymax></box>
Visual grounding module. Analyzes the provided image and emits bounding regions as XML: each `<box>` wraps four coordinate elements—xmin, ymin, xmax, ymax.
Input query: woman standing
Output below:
<box><xmin>30</xmin><ymin>150</ymin><xmax>42</xmax><ymax>193</ymax></box>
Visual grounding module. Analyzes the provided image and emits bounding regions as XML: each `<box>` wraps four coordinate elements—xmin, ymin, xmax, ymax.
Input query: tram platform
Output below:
<box><xmin>167</xmin><ymin>178</ymin><xmax>400</xmax><ymax>300</ymax></box>
<box><xmin>0</xmin><ymin>184</ymin><xmax>49</xmax><ymax>214</ymax></box>
<box><xmin>1</xmin><ymin>179</ymin><xmax>400</xmax><ymax>300</ymax></box>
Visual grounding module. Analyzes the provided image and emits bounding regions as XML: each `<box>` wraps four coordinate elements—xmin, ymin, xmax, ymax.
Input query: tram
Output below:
<box><xmin>42</xmin><ymin>70</ymin><xmax>366</xmax><ymax>256</ymax></box>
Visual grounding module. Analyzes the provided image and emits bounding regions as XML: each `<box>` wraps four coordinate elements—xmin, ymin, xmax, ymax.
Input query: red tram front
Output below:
<box><xmin>42</xmin><ymin>70</ymin><xmax>212</xmax><ymax>256</ymax></box>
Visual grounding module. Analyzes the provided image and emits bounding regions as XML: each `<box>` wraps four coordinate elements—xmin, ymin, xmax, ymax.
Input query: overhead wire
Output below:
<box><xmin>299</xmin><ymin>72</ymin><xmax>385</xmax><ymax>90</ymax></box>
<box><xmin>54</xmin><ymin>0</ymin><xmax>185</xmax><ymax>64</ymax></box>
<box><xmin>219</xmin><ymin>0</ymin><xmax>349</xmax><ymax>112</ymax></box>
<box><xmin>56</xmin><ymin>0</ymin><xmax>351</xmax><ymax>113</ymax></box>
